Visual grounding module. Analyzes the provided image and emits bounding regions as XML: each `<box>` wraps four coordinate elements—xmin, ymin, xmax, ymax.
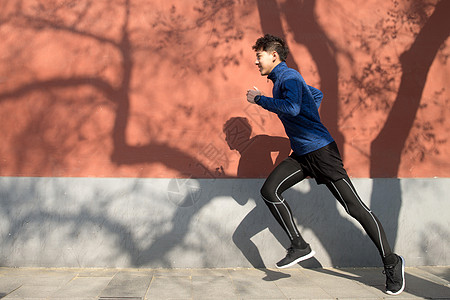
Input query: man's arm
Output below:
<box><xmin>255</xmin><ymin>79</ymin><xmax>302</xmax><ymax>116</ymax></box>
<box><xmin>308</xmin><ymin>85</ymin><xmax>323</xmax><ymax>109</ymax></box>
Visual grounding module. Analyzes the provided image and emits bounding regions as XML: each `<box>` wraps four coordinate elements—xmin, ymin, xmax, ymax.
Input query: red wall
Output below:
<box><xmin>1</xmin><ymin>0</ymin><xmax>449</xmax><ymax>178</ymax></box>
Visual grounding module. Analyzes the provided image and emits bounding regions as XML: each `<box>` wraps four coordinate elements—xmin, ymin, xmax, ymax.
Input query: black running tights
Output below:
<box><xmin>260</xmin><ymin>158</ymin><xmax>392</xmax><ymax>260</ymax></box>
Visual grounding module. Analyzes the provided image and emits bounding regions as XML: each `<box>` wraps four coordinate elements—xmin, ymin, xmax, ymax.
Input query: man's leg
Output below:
<box><xmin>260</xmin><ymin>157</ymin><xmax>315</xmax><ymax>268</ymax></box>
<box><xmin>326</xmin><ymin>177</ymin><xmax>405</xmax><ymax>295</ymax></box>
<box><xmin>326</xmin><ymin>177</ymin><xmax>391</xmax><ymax>258</ymax></box>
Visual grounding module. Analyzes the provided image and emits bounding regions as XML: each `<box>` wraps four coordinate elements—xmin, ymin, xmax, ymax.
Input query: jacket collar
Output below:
<box><xmin>268</xmin><ymin>62</ymin><xmax>287</xmax><ymax>82</ymax></box>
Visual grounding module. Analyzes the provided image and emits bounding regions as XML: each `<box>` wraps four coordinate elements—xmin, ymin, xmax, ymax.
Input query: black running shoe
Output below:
<box><xmin>276</xmin><ymin>244</ymin><xmax>315</xmax><ymax>269</ymax></box>
<box><xmin>384</xmin><ymin>255</ymin><xmax>405</xmax><ymax>295</ymax></box>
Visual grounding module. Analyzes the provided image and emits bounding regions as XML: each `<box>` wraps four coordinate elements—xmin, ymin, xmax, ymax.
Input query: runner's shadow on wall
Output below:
<box><xmin>223</xmin><ymin>117</ymin><xmax>324</xmax><ymax>273</ymax></box>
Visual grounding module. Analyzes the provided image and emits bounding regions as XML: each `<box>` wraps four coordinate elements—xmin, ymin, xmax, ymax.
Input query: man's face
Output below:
<box><xmin>255</xmin><ymin>49</ymin><xmax>277</xmax><ymax>76</ymax></box>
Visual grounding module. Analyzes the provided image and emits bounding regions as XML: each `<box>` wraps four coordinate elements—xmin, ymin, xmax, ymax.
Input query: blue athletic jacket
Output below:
<box><xmin>256</xmin><ymin>62</ymin><xmax>334</xmax><ymax>155</ymax></box>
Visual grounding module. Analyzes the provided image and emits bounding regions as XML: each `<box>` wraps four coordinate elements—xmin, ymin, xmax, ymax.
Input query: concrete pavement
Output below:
<box><xmin>0</xmin><ymin>266</ymin><xmax>449</xmax><ymax>299</ymax></box>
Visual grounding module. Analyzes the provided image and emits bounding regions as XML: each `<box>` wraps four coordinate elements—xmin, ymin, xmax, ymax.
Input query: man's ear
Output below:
<box><xmin>272</xmin><ymin>51</ymin><xmax>279</xmax><ymax>62</ymax></box>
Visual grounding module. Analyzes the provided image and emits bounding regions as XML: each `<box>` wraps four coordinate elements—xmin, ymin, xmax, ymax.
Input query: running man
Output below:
<box><xmin>246</xmin><ymin>34</ymin><xmax>405</xmax><ymax>295</ymax></box>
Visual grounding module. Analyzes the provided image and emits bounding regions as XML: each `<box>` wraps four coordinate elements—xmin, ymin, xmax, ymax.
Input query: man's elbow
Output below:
<box><xmin>287</xmin><ymin>106</ymin><xmax>300</xmax><ymax>116</ymax></box>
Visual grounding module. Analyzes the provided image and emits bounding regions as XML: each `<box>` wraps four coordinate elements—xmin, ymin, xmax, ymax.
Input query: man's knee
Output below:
<box><xmin>260</xmin><ymin>183</ymin><xmax>281</xmax><ymax>204</ymax></box>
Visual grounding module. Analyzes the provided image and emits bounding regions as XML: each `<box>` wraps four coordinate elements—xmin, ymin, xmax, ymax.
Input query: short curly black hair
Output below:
<box><xmin>252</xmin><ymin>34</ymin><xmax>289</xmax><ymax>62</ymax></box>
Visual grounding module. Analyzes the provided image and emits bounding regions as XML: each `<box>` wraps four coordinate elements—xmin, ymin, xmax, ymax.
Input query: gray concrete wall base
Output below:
<box><xmin>0</xmin><ymin>177</ymin><xmax>448</xmax><ymax>268</ymax></box>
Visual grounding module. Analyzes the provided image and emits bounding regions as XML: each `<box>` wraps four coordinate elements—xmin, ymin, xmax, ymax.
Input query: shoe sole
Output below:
<box><xmin>386</xmin><ymin>256</ymin><xmax>405</xmax><ymax>295</ymax></box>
<box><xmin>276</xmin><ymin>250</ymin><xmax>316</xmax><ymax>269</ymax></box>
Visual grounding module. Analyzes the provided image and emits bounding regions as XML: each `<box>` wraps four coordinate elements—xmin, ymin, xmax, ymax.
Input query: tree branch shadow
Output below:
<box><xmin>370</xmin><ymin>0</ymin><xmax>450</xmax><ymax>177</ymax></box>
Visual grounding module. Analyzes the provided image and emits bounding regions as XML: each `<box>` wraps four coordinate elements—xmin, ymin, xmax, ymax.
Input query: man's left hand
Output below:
<box><xmin>246</xmin><ymin>86</ymin><xmax>261</xmax><ymax>104</ymax></box>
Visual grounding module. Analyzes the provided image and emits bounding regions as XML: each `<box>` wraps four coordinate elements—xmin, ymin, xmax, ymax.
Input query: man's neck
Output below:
<box><xmin>269</xmin><ymin>60</ymin><xmax>282</xmax><ymax>74</ymax></box>
<box><xmin>268</xmin><ymin>61</ymin><xmax>284</xmax><ymax>81</ymax></box>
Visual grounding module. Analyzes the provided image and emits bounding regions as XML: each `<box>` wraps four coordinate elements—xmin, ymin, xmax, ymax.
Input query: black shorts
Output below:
<box><xmin>290</xmin><ymin>141</ymin><xmax>348</xmax><ymax>185</ymax></box>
